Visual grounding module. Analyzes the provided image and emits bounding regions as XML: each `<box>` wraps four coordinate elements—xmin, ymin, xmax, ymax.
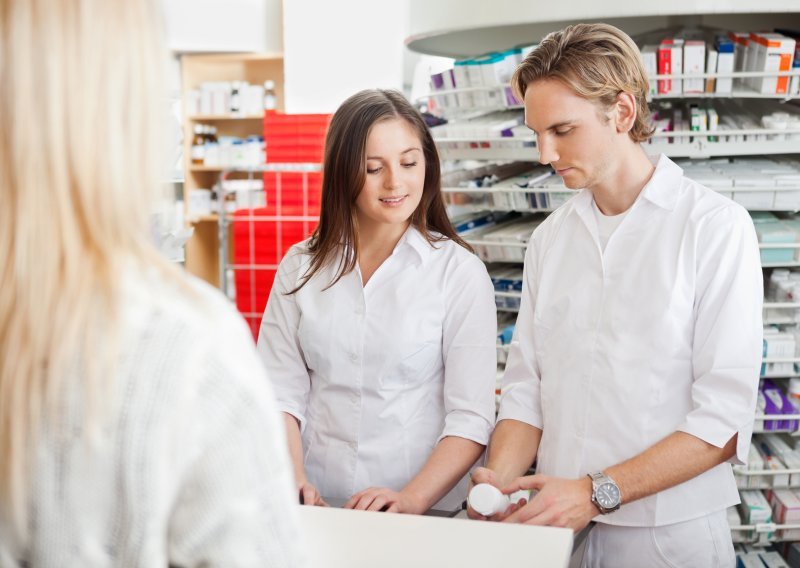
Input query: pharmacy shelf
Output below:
<box><xmin>764</xmin><ymin>262</ymin><xmax>800</xmax><ymax>269</ymax></box>
<box><xmin>445</xmin><ymin>185</ymin><xmax>800</xmax><ymax>195</ymax></box>
<box><xmin>443</xmin><ymin>186</ymin><xmax>567</xmax><ymax>194</ymax></box>
<box><xmin>189</xmin><ymin>214</ymin><xmax>219</xmax><ymax>223</ymax></box>
<box><xmin>755</xmin><ymin>413</ymin><xmax>800</xmax><ymax>419</ymax></box>
<box><xmin>765</xmin><ymin>303</ymin><xmax>800</xmax><ymax>309</ymax></box>
<box><xmin>760</xmin><ymin>244</ymin><xmax>800</xmax><ymax>250</ymax></box>
<box><xmin>730</xmin><ymin>522</ymin><xmax>796</xmax><ymax>532</ymax></box>
<box><xmin>495</xmin><ymin>291</ymin><xmax>522</xmax><ymax>299</ymax></box>
<box><xmin>436</xmin><ymin>139</ymin><xmax>800</xmax><ymax>161</ymax></box>
<box><xmin>425</xmin><ymin>71</ymin><xmax>800</xmax><ymax>105</ymax></box>
<box><xmin>452</xmin><ymin>205</ymin><xmax>556</xmax><ymax>214</ymax></box>
<box><xmin>652</xmin><ymin>91</ymin><xmax>800</xmax><ymax>101</ymax></box>
<box><xmin>496</xmin><ymin>343</ymin><xmax>800</xmax><ymax>365</ymax></box>
<box><xmin>735</xmin><ymin>468</ymin><xmax>800</xmax><ymax>477</ymax></box>
<box><xmin>471</xmin><ymin>237</ymin><xmax>800</xmax><ymax>262</ymax></box>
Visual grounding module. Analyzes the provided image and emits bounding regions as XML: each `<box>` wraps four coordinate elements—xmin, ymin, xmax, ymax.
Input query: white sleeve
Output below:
<box><xmin>256</xmin><ymin>249</ymin><xmax>312</xmax><ymax>431</ymax></box>
<box><xmin>496</xmin><ymin>235</ymin><xmax>544</xmax><ymax>429</ymax></box>
<box><xmin>678</xmin><ymin>205</ymin><xmax>763</xmax><ymax>465</ymax></box>
<box><xmin>437</xmin><ymin>254</ymin><xmax>497</xmax><ymax>445</ymax></box>
<box><xmin>169</xmin><ymin>313</ymin><xmax>307</xmax><ymax>568</ymax></box>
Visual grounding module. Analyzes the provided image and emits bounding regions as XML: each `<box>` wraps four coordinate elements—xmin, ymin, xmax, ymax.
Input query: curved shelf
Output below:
<box><xmin>406</xmin><ymin>1</ymin><xmax>800</xmax><ymax>58</ymax></box>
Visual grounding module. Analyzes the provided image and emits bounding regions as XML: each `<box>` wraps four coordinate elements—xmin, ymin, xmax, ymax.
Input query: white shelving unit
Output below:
<box><xmin>411</xmin><ymin>3</ymin><xmax>800</xmax><ymax>557</ymax></box>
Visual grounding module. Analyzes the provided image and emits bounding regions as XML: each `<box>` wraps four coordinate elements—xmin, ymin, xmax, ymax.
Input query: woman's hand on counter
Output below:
<box><xmin>343</xmin><ymin>487</ymin><xmax>422</xmax><ymax>514</ymax></box>
<box><xmin>298</xmin><ymin>479</ymin><xmax>328</xmax><ymax>507</ymax></box>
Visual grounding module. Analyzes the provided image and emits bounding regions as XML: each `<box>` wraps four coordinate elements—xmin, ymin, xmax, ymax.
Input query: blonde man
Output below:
<box><xmin>470</xmin><ymin>24</ymin><xmax>762</xmax><ymax>567</ymax></box>
<box><xmin>0</xmin><ymin>1</ymin><xmax>304</xmax><ymax>566</ymax></box>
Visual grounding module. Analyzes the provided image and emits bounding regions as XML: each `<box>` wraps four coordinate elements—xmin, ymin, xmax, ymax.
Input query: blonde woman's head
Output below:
<box><xmin>0</xmin><ymin>0</ymin><xmax>169</xmax><ymax>535</ymax></box>
<box><xmin>512</xmin><ymin>23</ymin><xmax>655</xmax><ymax>143</ymax></box>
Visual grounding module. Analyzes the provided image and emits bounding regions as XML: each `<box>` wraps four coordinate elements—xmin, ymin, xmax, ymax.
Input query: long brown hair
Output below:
<box><xmin>291</xmin><ymin>89</ymin><xmax>469</xmax><ymax>293</ymax></box>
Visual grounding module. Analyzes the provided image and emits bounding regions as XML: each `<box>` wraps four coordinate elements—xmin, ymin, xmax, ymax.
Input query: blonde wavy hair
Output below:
<box><xmin>512</xmin><ymin>23</ymin><xmax>655</xmax><ymax>143</ymax></box>
<box><xmin>0</xmin><ymin>0</ymin><xmax>175</xmax><ymax>534</ymax></box>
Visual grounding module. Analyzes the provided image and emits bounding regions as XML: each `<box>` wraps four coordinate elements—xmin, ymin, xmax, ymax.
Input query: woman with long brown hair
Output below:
<box><xmin>257</xmin><ymin>89</ymin><xmax>497</xmax><ymax>513</ymax></box>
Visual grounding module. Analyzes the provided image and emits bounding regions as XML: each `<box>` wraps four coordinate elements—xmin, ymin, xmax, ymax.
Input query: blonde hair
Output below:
<box><xmin>0</xmin><ymin>0</ymin><xmax>174</xmax><ymax>534</ymax></box>
<box><xmin>512</xmin><ymin>23</ymin><xmax>655</xmax><ymax>142</ymax></box>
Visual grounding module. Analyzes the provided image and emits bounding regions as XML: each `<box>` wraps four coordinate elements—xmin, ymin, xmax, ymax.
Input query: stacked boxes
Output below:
<box><xmin>263</xmin><ymin>111</ymin><xmax>330</xmax><ymax>163</ymax></box>
<box><xmin>228</xmin><ymin>112</ymin><xmax>330</xmax><ymax>337</ymax></box>
<box><xmin>748</xmin><ymin>33</ymin><xmax>797</xmax><ymax>95</ymax></box>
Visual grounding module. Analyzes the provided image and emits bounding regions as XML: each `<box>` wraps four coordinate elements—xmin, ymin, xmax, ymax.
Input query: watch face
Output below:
<box><xmin>596</xmin><ymin>482</ymin><xmax>621</xmax><ymax>509</ymax></box>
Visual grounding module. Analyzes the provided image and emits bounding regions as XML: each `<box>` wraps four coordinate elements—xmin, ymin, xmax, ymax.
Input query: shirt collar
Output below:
<box><xmin>639</xmin><ymin>154</ymin><xmax>682</xmax><ymax>211</ymax></box>
<box><xmin>572</xmin><ymin>153</ymin><xmax>681</xmax><ymax>215</ymax></box>
<box><xmin>395</xmin><ymin>225</ymin><xmax>434</xmax><ymax>266</ymax></box>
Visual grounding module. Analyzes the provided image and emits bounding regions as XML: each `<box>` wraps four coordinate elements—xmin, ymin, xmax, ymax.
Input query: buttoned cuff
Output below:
<box><xmin>496</xmin><ymin>381</ymin><xmax>543</xmax><ymax>429</ymax></box>
<box><xmin>437</xmin><ymin>410</ymin><xmax>493</xmax><ymax>446</ymax></box>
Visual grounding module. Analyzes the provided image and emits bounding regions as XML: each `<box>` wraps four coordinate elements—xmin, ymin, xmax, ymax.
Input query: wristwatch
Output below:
<box><xmin>588</xmin><ymin>472</ymin><xmax>621</xmax><ymax>514</ymax></box>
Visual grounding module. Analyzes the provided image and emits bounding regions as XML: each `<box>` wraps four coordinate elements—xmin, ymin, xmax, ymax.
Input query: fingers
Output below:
<box><xmin>466</xmin><ymin>508</ymin><xmax>489</xmax><ymax>521</ymax></box>
<box><xmin>366</xmin><ymin>495</ymin><xmax>389</xmax><ymax>512</ymax></box>
<box><xmin>470</xmin><ymin>467</ymin><xmax>498</xmax><ymax>487</ymax></box>
<box><xmin>299</xmin><ymin>482</ymin><xmax>324</xmax><ymax>506</ymax></box>
<box><xmin>344</xmin><ymin>488</ymin><xmax>399</xmax><ymax>512</ymax></box>
<box><xmin>504</xmin><ymin>493</ymin><xmax>546</xmax><ymax>524</ymax></box>
<box><xmin>502</xmin><ymin>474</ymin><xmax>547</xmax><ymax>494</ymax></box>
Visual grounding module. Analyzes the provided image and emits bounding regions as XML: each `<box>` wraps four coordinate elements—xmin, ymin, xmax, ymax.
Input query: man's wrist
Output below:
<box><xmin>581</xmin><ymin>476</ymin><xmax>601</xmax><ymax>515</ymax></box>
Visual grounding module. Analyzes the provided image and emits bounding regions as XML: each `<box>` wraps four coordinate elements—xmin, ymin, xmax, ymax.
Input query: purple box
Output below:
<box><xmin>762</xmin><ymin>382</ymin><xmax>799</xmax><ymax>431</ymax></box>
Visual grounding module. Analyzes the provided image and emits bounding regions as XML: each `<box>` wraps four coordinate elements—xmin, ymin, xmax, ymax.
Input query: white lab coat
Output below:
<box><xmin>499</xmin><ymin>154</ymin><xmax>763</xmax><ymax>526</ymax></box>
<box><xmin>258</xmin><ymin>227</ymin><xmax>497</xmax><ymax>509</ymax></box>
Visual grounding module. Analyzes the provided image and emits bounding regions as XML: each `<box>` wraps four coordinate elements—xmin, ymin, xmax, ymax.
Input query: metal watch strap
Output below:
<box><xmin>588</xmin><ymin>471</ymin><xmax>621</xmax><ymax>514</ymax></box>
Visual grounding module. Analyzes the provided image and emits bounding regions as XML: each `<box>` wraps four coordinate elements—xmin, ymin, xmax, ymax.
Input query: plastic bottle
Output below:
<box><xmin>468</xmin><ymin>484</ymin><xmax>510</xmax><ymax>516</ymax></box>
<box><xmin>263</xmin><ymin>80</ymin><xmax>277</xmax><ymax>111</ymax></box>
<box><xmin>230</xmin><ymin>81</ymin><xmax>241</xmax><ymax>115</ymax></box>
<box><xmin>191</xmin><ymin>124</ymin><xmax>205</xmax><ymax>164</ymax></box>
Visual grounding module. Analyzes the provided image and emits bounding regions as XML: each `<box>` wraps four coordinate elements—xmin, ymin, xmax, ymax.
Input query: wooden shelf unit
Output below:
<box><xmin>181</xmin><ymin>52</ymin><xmax>284</xmax><ymax>286</ymax></box>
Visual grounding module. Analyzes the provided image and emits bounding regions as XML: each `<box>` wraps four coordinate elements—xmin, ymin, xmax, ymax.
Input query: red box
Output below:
<box><xmin>264</xmin><ymin>111</ymin><xmax>331</xmax><ymax>163</ymax></box>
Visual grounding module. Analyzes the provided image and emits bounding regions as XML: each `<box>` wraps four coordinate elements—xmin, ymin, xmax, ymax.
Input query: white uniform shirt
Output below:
<box><xmin>498</xmin><ymin>155</ymin><xmax>763</xmax><ymax>526</ymax></box>
<box><xmin>258</xmin><ymin>226</ymin><xmax>497</xmax><ymax>509</ymax></box>
<box><xmin>592</xmin><ymin>199</ymin><xmax>628</xmax><ymax>252</ymax></box>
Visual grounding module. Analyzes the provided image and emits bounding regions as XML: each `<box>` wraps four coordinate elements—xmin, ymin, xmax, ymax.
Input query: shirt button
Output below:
<box><xmin>349</xmin><ymin>352</ymin><xmax>358</xmax><ymax>363</ymax></box>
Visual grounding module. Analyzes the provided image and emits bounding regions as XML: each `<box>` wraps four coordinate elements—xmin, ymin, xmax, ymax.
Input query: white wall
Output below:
<box><xmin>283</xmin><ymin>0</ymin><xmax>408</xmax><ymax>113</ymax></box>
<box><xmin>163</xmin><ymin>0</ymin><xmax>282</xmax><ymax>53</ymax></box>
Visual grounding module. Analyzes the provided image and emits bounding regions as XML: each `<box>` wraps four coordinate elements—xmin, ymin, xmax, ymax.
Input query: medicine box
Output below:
<box><xmin>749</xmin><ymin>33</ymin><xmax>796</xmax><ymax>95</ymax></box>
<box><xmin>640</xmin><ymin>45</ymin><xmax>658</xmax><ymax>97</ymax></box>
<box><xmin>658</xmin><ymin>39</ymin><xmax>683</xmax><ymax>95</ymax></box>
<box><xmin>739</xmin><ymin>489</ymin><xmax>773</xmax><ymax>524</ymax></box>
<box><xmin>715</xmin><ymin>37</ymin><xmax>735</xmax><ymax>94</ymax></box>
<box><xmin>683</xmin><ymin>41</ymin><xmax>706</xmax><ymax>93</ymax></box>
<box><xmin>770</xmin><ymin>489</ymin><xmax>800</xmax><ymax>523</ymax></box>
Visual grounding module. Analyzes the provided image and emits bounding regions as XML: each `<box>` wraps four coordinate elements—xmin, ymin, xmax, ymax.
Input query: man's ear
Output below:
<box><xmin>613</xmin><ymin>91</ymin><xmax>637</xmax><ymax>134</ymax></box>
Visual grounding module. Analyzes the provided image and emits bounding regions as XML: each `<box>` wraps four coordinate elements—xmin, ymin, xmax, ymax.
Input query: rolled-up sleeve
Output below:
<box><xmin>496</xmin><ymin>234</ymin><xmax>544</xmax><ymax>429</ymax></box>
<box><xmin>678</xmin><ymin>205</ymin><xmax>763</xmax><ymax>465</ymax></box>
<box><xmin>257</xmin><ymin>248</ymin><xmax>312</xmax><ymax>432</ymax></box>
<box><xmin>438</xmin><ymin>254</ymin><xmax>497</xmax><ymax>445</ymax></box>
